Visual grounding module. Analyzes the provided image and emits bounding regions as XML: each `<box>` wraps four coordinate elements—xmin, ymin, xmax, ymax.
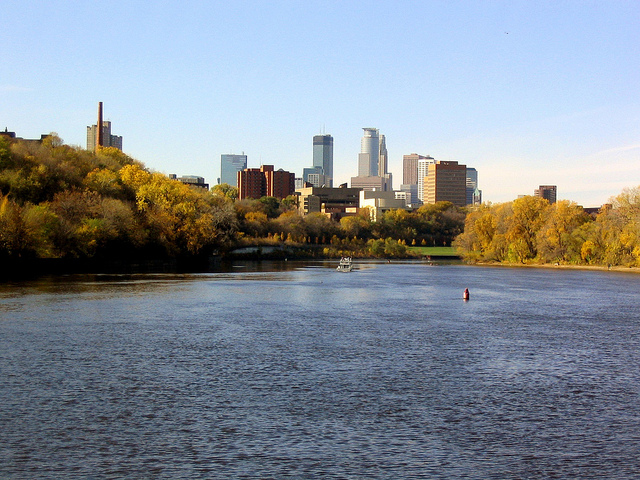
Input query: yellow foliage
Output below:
<box><xmin>119</xmin><ymin>164</ymin><xmax>151</xmax><ymax>191</ymax></box>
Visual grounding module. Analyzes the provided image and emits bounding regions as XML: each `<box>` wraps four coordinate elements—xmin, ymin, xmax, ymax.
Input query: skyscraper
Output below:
<box><xmin>351</xmin><ymin>128</ymin><xmax>391</xmax><ymax>191</ymax></box>
<box><xmin>379</xmin><ymin>134</ymin><xmax>392</xmax><ymax>190</ymax></box>
<box><xmin>378</xmin><ymin>134</ymin><xmax>388</xmax><ymax>177</ymax></box>
<box><xmin>302</xmin><ymin>166</ymin><xmax>329</xmax><ymax>187</ymax></box>
<box><xmin>417</xmin><ymin>156</ymin><xmax>435</xmax><ymax>202</ymax></box>
<box><xmin>424</xmin><ymin>161</ymin><xmax>467</xmax><ymax>207</ymax></box>
<box><xmin>403</xmin><ymin>153</ymin><xmax>429</xmax><ymax>185</ymax></box>
<box><xmin>466</xmin><ymin>168</ymin><xmax>478</xmax><ymax>205</ymax></box>
<box><xmin>358</xmin><ymin>128</ymin><xmax>379</xmax><ymax>177</ymax></box>
<box><xmin>220</xmin><ymin>154</ymin><xmax>247</xmax><ymax>186</ymax></box>
<box><xmin>313</xmin><ymin>134</ymin><xmax>333</xmax><ymax>187</ymax></box>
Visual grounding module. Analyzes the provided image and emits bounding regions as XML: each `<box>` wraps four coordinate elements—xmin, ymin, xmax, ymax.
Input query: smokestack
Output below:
<box><xmin>96</xmin><ymin>102</ymin><xmax>103</xmax><ymax>149</ymax></box>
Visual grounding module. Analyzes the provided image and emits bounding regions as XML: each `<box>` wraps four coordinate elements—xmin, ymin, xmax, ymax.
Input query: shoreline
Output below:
<box><xmin>470</xmin><ymin>261</ymin><xmax>640</xmax><ymax>274</ymax></box>
<box><xmin>3</xmin><ymin>254</ymin><xmax>638</xmax><ymax>281</ymax></box>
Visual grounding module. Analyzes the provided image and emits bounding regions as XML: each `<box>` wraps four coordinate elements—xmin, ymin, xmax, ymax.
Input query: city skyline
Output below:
<box><xmin>2</xmin><ymin>1</ymin><xmax>638</xmax><ymax>207</ymax></box>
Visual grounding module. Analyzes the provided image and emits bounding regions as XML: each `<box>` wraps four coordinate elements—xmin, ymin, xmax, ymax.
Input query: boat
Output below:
<box><xmin>336</xmin><ymin>257</ymin><xmax>353</xmax><ymax>272</ymax></box>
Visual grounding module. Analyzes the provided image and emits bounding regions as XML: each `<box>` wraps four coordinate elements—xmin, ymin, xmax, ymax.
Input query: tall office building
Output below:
<box><xmin>358</xmin><ymin>128</ymin><xmax>380</xmax><ymax>177</ymax></box>
<box><xmin>87</xmin><ymin>102</ymin><xmax>122</xmax><ymax>151</ymax></box>
<box><xmin>220</xmin><ymin>154</ymin><xmax>247</xmax><ymax>186</ymax></box>
<box><xmin>378</xmin><ymin>134</ymin><xmax>388</xmax><ymax>177</ymax></box>
<box><xmin>303</xmin><ymin>165</ymin><xmax>330</xmax><ymax>188</ymax></box>
<box><xmin>313</xmin><ymin>134</ymin><xmax>333</xmax><ymax>187</ymax></box>
<box><xmin>417</xmin><ymin>156</ymin><xmax>436</xmax><ymax>202</ymax></box>
<box><xmin>379</xmin><ymin>134</ymin><xmax>392</xmax><ymax>191</ymax></box>
<box><xmin>465</xmin><ymin>167</ymin><xmax>482</xmax><ymax>205</ymax></box>
<box><xmin>403</xmin><ymin>153</ymin><xmax>424</xmax><ymax>185</ymax></box>
<box><xmin>466</xmin><ymin>168</ymin><xmax>478</xmax><ymax>205</ymax></box>
<box><xmin>424</xmin><ymin>161</ymin><xmax>467</xmax><ymax>207</ymax></box>
<box><xmin>535</xmin><ymin>185</ymin><xmax>557</xmax><ymax>204</ymax></box>
<box><xmin>352</xmin><ymin>128</ymin><xmax>391</xmax><ymax>191</ymax></box>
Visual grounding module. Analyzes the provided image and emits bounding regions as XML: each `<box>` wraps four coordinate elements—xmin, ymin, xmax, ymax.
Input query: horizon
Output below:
<box><xmin>2</xmin><ymin>1</ymin><xmax>638</xmax><ymax>208</ymax></box>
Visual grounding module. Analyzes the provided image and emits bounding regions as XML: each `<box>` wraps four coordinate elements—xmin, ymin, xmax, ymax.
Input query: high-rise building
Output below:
<box><xmin>535</xmin><ymin>185</ymin><xmax>557</xmax><ymax>204</ymax></box>
<box><xmin>220</xmin><ymin>154</ymin><xmax>247</xmax><ymax>186</ymax></box>
<box><xmin>417</xmin><ymin>156</ymin><xmax>436</xmax><ymax>202</ymax></box>
<box><xmin>313</xmin><ymin>134</ymin><xmax>333</xmax><ymax>187</ymax></box>
<box><xmin>352</xmin><ymin>128</ymin><xmax>391</xmax><ymax>191</ymax></box>
<box><xmin>303</xmin><ymin>166</ymin><xmax>325</xmax><ymax>187</ymax></box>
<box><xmin>424</xmin><ymin>161</ymin><xmax>467</xmax><ymax>207</ymax></box>
<box><xmin>358</xmin><ymin>128</ymin><xmax>380</xmax><ymax>177</ymax></box>
<box><xmin>86</xmin><ymin>102</ymin><xmax>122</xmax><ymax>151</ymax></box>
<box><xmin>466</xmin><ymin>168</ymin><xmax>478</xmax><ymax>205</ymax></box>
<box><xmin>465</xmin><ymin>167</ymin><xmax>482</xmax><ymax>205</ymax></box>
<box><xmin>237</xmin><ymin>165</ymin><xmax>295</xmax><ymax>200</ymax></box>
<box><xmin>378</xmin><ymin>134</ymin><xmax>392</xmax><ymax>191</ymax></box>
<box><xmin>378</xmin><ymin>134</ymin><xmax>388</xmax><ymax>177</ymax></box>
<box><xmin>403</xmin><ymin>153</ymin><xmax>430</xmax><ymax>185</ymax></box>
<box><xmin>307</xmin><ymin>172</ymin><xmax>330</xmax><ymax>188</ymax></box>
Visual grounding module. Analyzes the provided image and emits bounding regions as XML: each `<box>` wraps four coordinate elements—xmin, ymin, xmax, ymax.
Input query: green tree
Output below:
<box><xmin>383</xmin><ymin>237</ymin><xmax>407</xmax><ymax>257</ymax></box>
<box><xmin>258</xmin><ymin>196</ymin><xmax>281</xmax><ymax>218</ymax></box>
<box><xmin>212</xmin><ymin>183</ymin><xmax>239</xmax><ymax>201</ymax></box>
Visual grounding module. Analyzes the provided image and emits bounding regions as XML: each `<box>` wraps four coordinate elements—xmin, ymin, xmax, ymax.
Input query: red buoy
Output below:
<box><xmin>463</xmin><ymin>288</ymin><xmax>470</xmax><ymax>300</ymax></box>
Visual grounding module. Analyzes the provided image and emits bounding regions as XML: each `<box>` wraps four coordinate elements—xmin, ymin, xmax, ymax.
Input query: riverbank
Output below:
<box><xmin>470</xmin><ymin>261</ymin><xmax>640</xmax><ymax>274</ymax></box>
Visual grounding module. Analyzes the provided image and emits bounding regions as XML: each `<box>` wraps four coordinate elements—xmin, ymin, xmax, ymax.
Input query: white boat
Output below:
<box><xmin>336</xmin><ymin>257</ymin><xmax>353</xmax><ymax>272</ymax></box>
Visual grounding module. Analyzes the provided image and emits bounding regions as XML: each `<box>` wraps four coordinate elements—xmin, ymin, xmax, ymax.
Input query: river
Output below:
<box><xmin>1</xmin><ymin>261</ymin><xmax>639</xmax><ymax>479</ymax></box>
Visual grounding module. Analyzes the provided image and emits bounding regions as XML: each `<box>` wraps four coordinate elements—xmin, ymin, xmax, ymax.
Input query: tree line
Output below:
<box><xmin>6</xmin><ymin>135</ymin><xmax>636</xmax><ymax>269</ymax></box>
<box><xmin>454</xmin><ymin>190</ymin><xmax>640</xmax><ymax>267</ymax></box>
<box><xmin>0</xmin><ymin>135</ymin><xmax>465</xmax><ymax>266</ymax></box>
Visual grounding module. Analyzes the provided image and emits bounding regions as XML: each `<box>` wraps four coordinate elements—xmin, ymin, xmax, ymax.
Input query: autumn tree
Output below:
<box><xmin>340</xmin><ymin>209</ymin><xmax>372</xmax><ymax>239</ymax></box>
<box><xmin>0</xmin><ymin>195</ymin><xmax>29</xmax><ymax>258</ymax></box>
<box><xmin>505</xmin><ymin>196</ymin><xmax>549</xmax><ymax>262</ymax></box>
<box><xmin>536</xmin><ymin>200</ymin><xmax>591</xmax><ymax>263</ymax></box>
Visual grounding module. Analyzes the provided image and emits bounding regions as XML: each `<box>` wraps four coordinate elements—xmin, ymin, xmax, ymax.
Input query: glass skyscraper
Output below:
<box><xmin>358</xmin><ymin>128</ymin><xmax>379</xmax><ymax>177</ymax></box>
<box><xmin>220</xmin><ymin>154</ymin><xmax>247</xmax><ymax>187</ymax></box>
<box><xmin>312</xmin><ymin>134</ymin><xmax>333</xmax><ymax>187</ymax></box>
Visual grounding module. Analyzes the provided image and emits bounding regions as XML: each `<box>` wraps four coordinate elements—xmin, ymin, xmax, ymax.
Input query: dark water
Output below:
<box><xmin>1</xmin><ymin>261</ymin><xmax>640</xmax><ymax>479</ymax></box>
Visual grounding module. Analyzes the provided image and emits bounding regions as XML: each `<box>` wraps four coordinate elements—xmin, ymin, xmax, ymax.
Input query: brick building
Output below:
<box><xmin>237</xmin><ymin>165</ymin><xmax>295</xmax><ymax>200</ymax></box>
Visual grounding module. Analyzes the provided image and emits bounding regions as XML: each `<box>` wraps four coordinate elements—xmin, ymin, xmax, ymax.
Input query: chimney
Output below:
<box><xmin>96</xmin><ymin>102</ymin><xmax>103</xmax><ymax>149</ymax></box>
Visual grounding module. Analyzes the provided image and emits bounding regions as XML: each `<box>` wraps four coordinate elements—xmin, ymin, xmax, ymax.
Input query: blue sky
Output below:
<box><xmin>2</xmin><ymin>0</ymin><xmax>638</xmax><ymax>206</ymax></box>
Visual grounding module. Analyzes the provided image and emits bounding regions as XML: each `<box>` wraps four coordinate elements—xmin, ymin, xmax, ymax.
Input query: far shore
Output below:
<box><xmin>3</xmin><ymin>253</ymin><xmax>638</xmax><ymax>281</ymax></box>
<box><xmin>470</xmin><ymin>261</ymin><xmax>640</xmax><ymax>274</ymax></box>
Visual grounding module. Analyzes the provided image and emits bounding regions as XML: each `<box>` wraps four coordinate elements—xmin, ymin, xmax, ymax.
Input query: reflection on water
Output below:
<box><xmin>1</xmin><ymin>262</ymin><xmax>640</xmax><ymax>479</ymax></box>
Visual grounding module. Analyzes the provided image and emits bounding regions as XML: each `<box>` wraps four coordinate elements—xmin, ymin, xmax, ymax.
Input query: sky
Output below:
<box><xmin>2</xmin><ymin>0</ymin><xmax>638</xmax><ymax>207</ymax></box>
